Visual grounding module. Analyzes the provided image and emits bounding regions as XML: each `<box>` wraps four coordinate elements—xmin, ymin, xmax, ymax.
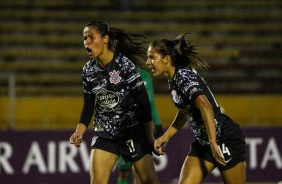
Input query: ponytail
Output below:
<box><xmin>110</xmin><ymin>28</ymin><xmax>149</xmax><ymax>68</ymax></box>
<box><xmin>150</xmin><ymin>33</ymin><xmax>209</xmax><ymax>70</ymax></box>
<box><xmin>173</xmin><ymin>33</ymin><xmax>209</xmax><ymax>70</ymax></box>
<box><xmin>86</xmin><ymin>20</ymin><xmax>149</xmax><ymax>68</ymax></box>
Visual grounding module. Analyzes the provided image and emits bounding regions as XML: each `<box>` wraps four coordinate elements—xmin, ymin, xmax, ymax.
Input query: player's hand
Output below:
<box><xmin>70</xmin><ymin>132</ymin><xmax>83</xmax><ymax>148</ymax></box>
<box><xmin>152</xmin><ymin>145</ymin><xmax>161</xmax><ymax>156</ymax></box>
<box><xmin>154</xmin><ymin>135</ymin><xmax>168</xmax><ymax>155</ymax></box>
<box><xmin>146</xmin><ymin>135</ymin><xmax>160</xmax><ymax>156</ymax></box>
<box><xmin>210</xmin><ymin>142</ymin><xmax>226</xmax><ymax>166</ymax></box>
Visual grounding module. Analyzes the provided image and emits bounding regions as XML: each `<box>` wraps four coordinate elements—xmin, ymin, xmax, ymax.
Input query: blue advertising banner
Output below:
<box><xmin>0</xmin><ymin>127</ymin><xmax>282</xmax><ymax>184</ymax></box>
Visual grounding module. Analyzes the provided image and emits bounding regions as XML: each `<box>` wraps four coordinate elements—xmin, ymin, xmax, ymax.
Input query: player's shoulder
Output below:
<box><xmin>82</xmin><ymin>59</ymin><xmax>101</xmax><ymax>77</ymax></box>
<box><xmin>175</xmin><ymin>67</ymin><xmax>197</xmax><ymax>79</ymax></box>
<box><xmin>115</xmin><ymin>53</ymin><xmax>131</xmax><ymax>64</ymax></box>
<box><xmin>114</xmin><ymin>53</ymin><xmax>137</xmax><ymax>72</ymax></box>
<box><xmin>83</xmin><ymin>59</ymin><xmax>95</xmax><ymax>69</ymax></box>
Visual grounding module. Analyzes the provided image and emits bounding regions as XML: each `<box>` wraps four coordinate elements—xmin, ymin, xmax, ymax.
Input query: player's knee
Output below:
<box><xmin>90</xmin><ymin>172</ymin><xmax>108</xmax><ymax>184</ymax></box>
<box><xmin>138</xmin><ymin>174</ymin><xmax>158</xmax><ymax>184</ymax></box>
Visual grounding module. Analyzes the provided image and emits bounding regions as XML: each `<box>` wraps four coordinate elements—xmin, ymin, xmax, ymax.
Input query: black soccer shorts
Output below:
<box><xmin>91</xmin><ymin>125</ymin><xmax>152</xmax><ymax>163</ymax></box>
<box><xmin>189</xmin><ymin>124</ymin><xmax>246</xmax><ymax>171</ymax></box>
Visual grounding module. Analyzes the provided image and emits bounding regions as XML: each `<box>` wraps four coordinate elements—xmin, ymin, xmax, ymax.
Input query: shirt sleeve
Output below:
<box><xmin>79</xmin><ymin>67</ymin><xmax>95</xmax><ymax>127</ymax></box>
<box><xmin>177</xmin><ymin>69</ymin><xmax>203</xmax><ymax>104</ymax></box>
<box><xmin>124</xmin><ymin>63</ymin><xmax>152</xmax><ymax>123</ymax></box>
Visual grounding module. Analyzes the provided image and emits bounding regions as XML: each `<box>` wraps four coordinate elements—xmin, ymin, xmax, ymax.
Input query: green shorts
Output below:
<box><xmin>116</xmin><ymin>156</ymin><xmax>132</xmax><ymax>170</ymax></box>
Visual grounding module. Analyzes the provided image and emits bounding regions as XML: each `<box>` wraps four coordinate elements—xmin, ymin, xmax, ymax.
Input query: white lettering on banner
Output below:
<box><xmin>260</xmin><ymin>137</ymin><xmax>282</xmax><ymax>169</ymax></box>
<box><xmin>22</xmin><ymin>141</ymin><xmax>47</xmax><ymax>174</ymax></box>
<box><xmin>0</xmin><ymin>142</ymin><xmax>14</xmax><ymax>174</ymax></box>
<box><xmin>153</xmin><ymin>153</ymin><xmax>168</xmax><ymax>171</ymax></box>
<box><xmin>78</xmin><ymin>142</ymin><xmax>91</xmax><ymax>172</ymax></box>
<box><xmin>246</xmin><ymin>137</ymin><xmax>263</xmax><ymax>169</ymax></box>
<box><xmin>58</xmin><ymin>141</ymin><xmax>90</xmax><ymax>173</ymax></box>
<box><xmin>58</xmin><ymin>141</ymin><xmax>80</xmax><ymax>173</ymax></box>
<box><xmin>211</xmin><ymin>168</ymin><xmax>220</xmax><ymax>177</ymax></box>
<box><xmin>48</xmin><ymin>141</ymin><xmax>56</xmax><ymax>173</ymax></box>
<box><xmin>1</xmin><ymin>135</ymin><xmax>281</xmax><ymax>177</ymax></box>
<box><xmin>246</xmin><ymin>137</ymin><xmax>282</xmax><ymax>170</ymax></box>
<box><xmin>19</xmin><ymin>141</ymin><xmax>90</xmax><ymax>174</ymax></box>
<box><xmin>210</xmin><ymin>137</ymin><xmax>282</xmax><ymax>177</ymax></box>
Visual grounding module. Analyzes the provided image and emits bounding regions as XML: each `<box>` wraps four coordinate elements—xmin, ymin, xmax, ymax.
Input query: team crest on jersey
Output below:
<box><xmin>109</xmin><ymin>70</ymin><xmax>121</xmax><ymax>84</ymax></box>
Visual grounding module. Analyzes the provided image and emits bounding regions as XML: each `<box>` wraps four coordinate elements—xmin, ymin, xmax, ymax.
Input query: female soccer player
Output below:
<box><xmin>147</xmin><ymin>33</ymin><xmax>246</xmax><ymax>184</ymax></box>
<box><xmin>69</xmin><ymin>20</ymin><xmax>159</xmax><ymax>184</ymax></box>
<box><xmin>116</xmin><ymin>68</ymin><xmax>164</xmax><ymax>184</ymax></box>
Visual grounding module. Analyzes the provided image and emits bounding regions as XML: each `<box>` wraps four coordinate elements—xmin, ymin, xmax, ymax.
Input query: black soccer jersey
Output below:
<box><xmin>79</xmin><ymin>53</ymin><xmax>152</xmax><ymax>139</ymax></box>
<box><xmin>168</xmin><ymin>67</ymin><xmax>222</xmax><ymax>145</ymax></box>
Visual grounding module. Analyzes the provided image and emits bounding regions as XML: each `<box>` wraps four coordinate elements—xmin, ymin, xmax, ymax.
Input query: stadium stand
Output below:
<box><xmin>0</xmin><ymin>0</ymin><xmax>281</xmax><ymax>96</ymax></box>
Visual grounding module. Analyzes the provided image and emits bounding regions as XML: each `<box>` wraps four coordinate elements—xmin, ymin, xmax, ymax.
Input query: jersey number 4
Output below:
<box><xmin>218</xmin><ymin>143</ymin><xmax>231</xmax><ymax>156</ymax></box>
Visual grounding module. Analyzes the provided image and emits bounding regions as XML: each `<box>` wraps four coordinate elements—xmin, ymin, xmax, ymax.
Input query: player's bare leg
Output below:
<box><xmin>132</xmin><ymin>166</ymin><xmax>141</xmax><ymax>184</ymax></box>
<box><xmin>90</xmin><ymin>149</ymin><xmax>118</xmax><ymax>184</ymax></box>
<box><xmin>221</xmin><ymin>162</ymin><xmax>246</xmax><ymax>184</ymax></box>
<box><xmin>133</xmin><ymin>154</ymin><xmax>159</xmax><ymax>184</ymax></box>
<box><xmin>178</xmin><ymin>156</ymin><xmax>215</xmax><ymax>184</ymax></box>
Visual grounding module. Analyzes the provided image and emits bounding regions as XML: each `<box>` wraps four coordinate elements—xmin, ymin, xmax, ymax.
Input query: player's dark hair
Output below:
<box><xmin>86</xmin><ymin>20</ymin><xmax>149</xmax><ymax>68</ymax></box>
<box><xmin>149</xmin><ymin>33</ymin><xmax>209</xmax><ymax>70</ymax></box>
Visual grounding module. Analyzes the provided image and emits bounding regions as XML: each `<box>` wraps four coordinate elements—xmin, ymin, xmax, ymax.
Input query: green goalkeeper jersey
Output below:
<box><xmin>138</xmin><ymin>68</ymin><xmax>162</xmax><ymax>126</ymax></box>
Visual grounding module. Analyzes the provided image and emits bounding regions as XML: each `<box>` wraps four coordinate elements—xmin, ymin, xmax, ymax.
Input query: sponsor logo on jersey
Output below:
<box><xmin>96</xmin><ymin>88</ymin><xmax>119</xmax><ymax>108</ymax></box>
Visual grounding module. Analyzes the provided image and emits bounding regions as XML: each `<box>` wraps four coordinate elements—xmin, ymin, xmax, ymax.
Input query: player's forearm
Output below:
<box><xmin>166</xmin><ymin>111</ymin><xmax>188</xmax><ymax>139</ymax></box>
<box><xmin>200</xmin><ymin>103</ymin><xmax>217</xmax><ymax>144</ymax></box>
<box><xmin>75</xmin><ymin>123</ymin><xmax>87</xmax><ymax>135</ymax></box>
<box><xmin>171</xmin><ymin>111</ymin><xmax>187</xmax><ymax>130</ymax></box>
<box><xmin>195</xmin><ymin>95</ymin><xmax>217</xmax><ymax>144</ymax></box>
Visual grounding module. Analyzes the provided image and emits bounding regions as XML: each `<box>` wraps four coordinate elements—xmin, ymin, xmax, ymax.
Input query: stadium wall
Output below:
<box><xmin>0</xmin><ymin>95</ymin><xmax>282</xmax><ymax>129</ymax></box>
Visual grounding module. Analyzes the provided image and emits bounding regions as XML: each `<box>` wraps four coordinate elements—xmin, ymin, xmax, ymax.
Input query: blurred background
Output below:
<box><xmin>0</xmin><ymin>0</ymin><xmax>281</xmax><ymax>183</ymax></box>
<box><xmin>0</xmin><ymin>0</ymin><xmax>281</xmax><ymax>129</ymax></box>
